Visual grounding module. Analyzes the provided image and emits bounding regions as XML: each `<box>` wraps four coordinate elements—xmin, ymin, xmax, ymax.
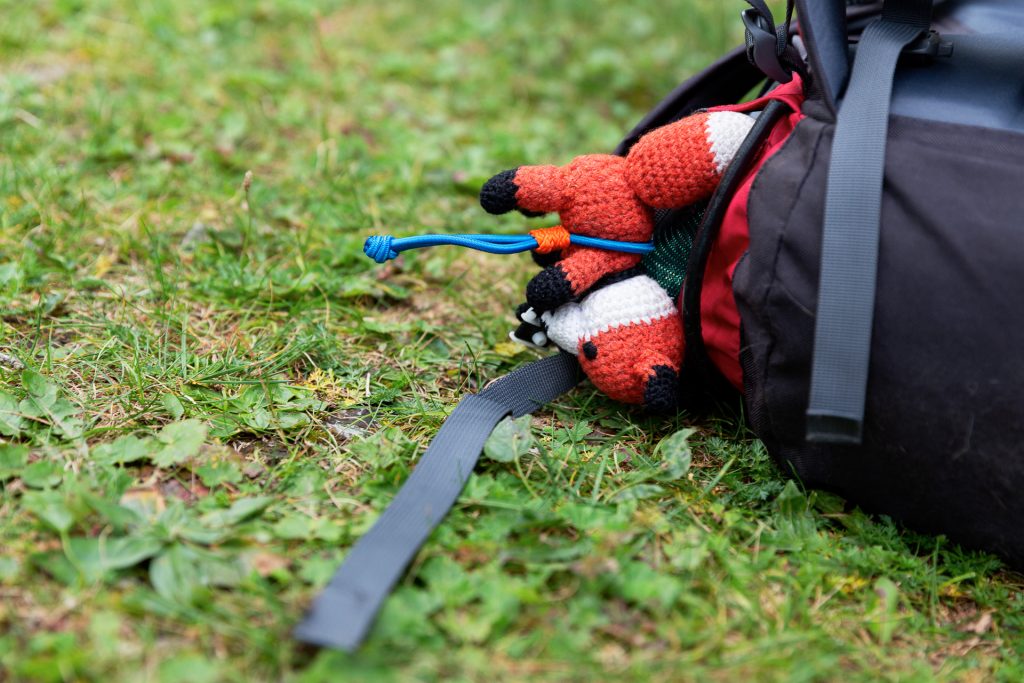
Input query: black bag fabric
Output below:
<box><xmin>735</xmin><ymin>111</ymin><xmax>1024</xmax><ymax>564</ymax></box>
<box><xmin>728</xmin><ymin>1</ymin><xmax>1024</xmax><ymax>563</ymax></box>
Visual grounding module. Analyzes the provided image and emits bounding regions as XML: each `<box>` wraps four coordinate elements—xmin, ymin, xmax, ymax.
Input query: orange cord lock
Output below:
<box><xmin>529</xmin><ymin>225</ymin><xmax>572</xmax><ymax>254</ymax></box>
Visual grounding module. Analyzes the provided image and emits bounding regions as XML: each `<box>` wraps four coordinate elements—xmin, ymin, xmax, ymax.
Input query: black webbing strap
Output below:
<box><xmin>805</xmin><ymin>0</ymin><xmax>933</xmax><ymax>444</ymax></box>
<box><xmin>794</xmin><ymin>0</ymin><xmax>851</xmax><ymax>113</ymax></box>
<box><xmin>294</xmin><ymin>352</ymin><xmax>582</xmax><ymax>651</ymax></box>
<box><xmin>682</xmin><ymin>98</ymin><xmax>791</xmax><ymax>400</ymax></box>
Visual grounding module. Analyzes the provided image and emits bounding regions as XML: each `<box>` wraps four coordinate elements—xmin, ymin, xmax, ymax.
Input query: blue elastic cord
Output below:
<box><xmin>363</xmin><ymin>233</ymin><xmax>653</xmax><ymax>264</ymax></box>
<box><xmin>572</xmin><ymin>235</ymin><xmax>654</xmax><ymax>255</ymax></box>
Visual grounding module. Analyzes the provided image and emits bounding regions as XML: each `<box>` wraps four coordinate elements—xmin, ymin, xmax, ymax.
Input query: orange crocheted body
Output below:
<box><xmin>626</xmin><ymin>112</ymin><xmax>721</xmax><ymax>208</ymax></box>
<box><xmin>481</xmin><ymin>109</ymin><xmax>756</xmax><ymax>409</ymax></box>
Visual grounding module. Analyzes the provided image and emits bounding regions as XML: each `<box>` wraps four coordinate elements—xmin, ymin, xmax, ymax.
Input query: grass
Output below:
<box><xmin>0</xmin><ymin>1</ymin><xmax>1020</xmax><ymax>680</ymax></box>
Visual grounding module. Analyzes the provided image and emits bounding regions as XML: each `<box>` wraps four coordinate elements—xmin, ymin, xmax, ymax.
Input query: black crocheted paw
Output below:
<box><xmin>480</xmin><ymin>168</ymin><xmax>546</xmax><ymax>217</ymax></box>
<box><xmin>643</xmin><ymin>365</ymin><xmax>680</xmax><ymax>414</ymax></box>
<box><xmin>480</xmin><ymin>169</ymin><xmax>521</xmax><ymax>215</ymax></box>
<box><xmin>526</xmin><ymin>266</ymin><xmax>574</xmax><ymax>313</ymax></box>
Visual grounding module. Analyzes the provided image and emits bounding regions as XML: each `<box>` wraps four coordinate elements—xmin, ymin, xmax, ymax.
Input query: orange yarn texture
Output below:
<box><xmin>579</xmin><ymin>314</ymin><xmax>684</xmax><ymax>405</ymax></box>
<box><xmin>494</xmin><ymin>109</ymin><xmax>743</xmax><ymax>408</ymax></box>
<box><xmin>530</xmin><ymin>225</ymin><xmax>572</xmax><ymax>254</ymax></box>
<box><xmin>626</xmin><ymin>112</ymin><xmax>719</xmax><ymax>208</ymax></box>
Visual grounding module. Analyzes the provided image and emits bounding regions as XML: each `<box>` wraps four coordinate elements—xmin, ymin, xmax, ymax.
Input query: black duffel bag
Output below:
<box><xmin>725</xmin><ymin>0</ymin><xmax>1024</xmax><ymax>564</ymax></box>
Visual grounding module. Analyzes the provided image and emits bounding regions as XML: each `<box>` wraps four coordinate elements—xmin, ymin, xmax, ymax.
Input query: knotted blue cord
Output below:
<box><xmin>363</xmin><ymin>233</ymin><xmax>654</xmax><ymax>264</ymax></box>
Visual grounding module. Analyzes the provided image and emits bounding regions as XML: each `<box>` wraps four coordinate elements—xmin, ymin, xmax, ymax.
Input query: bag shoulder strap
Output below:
<box><xmin>806</xmin><ymin>0</ymin><xmax>933</xmax><ymax>444</ymax></box>
<box><xmin>294</xmin><ymin>353</ymin><xmax>582</xmax><ymax>651</ymax></box>
<box><xmin>794</xmin><ymin>0</ymin><xmax>852</xmax><ymax>113</ymax></box>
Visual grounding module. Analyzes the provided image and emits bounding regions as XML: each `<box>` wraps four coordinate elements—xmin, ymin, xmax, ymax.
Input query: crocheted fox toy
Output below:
<box><xmin>479</xmin><ymin>109</ymin><xmax>755</xmax><ymax>411</ymax></box>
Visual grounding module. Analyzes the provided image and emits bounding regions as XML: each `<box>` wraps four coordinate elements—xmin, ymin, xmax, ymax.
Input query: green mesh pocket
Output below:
<box><xmin>642</xmin><ymin>201</ymin><xmax>706</xmax><ymax>300</ymax></box>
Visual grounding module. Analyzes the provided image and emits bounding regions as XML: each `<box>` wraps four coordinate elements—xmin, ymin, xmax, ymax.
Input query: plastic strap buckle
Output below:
<box><xmin>898</xmin><ymin>30</ymin><xmax>954</xmax><ymax>65</ymax></box>
<box><xmin>741</xmin><ymin>8</ymin><xmax>793</xmax><ymax>84</ymax></box>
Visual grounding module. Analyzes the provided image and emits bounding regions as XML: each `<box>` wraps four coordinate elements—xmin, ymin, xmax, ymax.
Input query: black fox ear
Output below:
<box><xmin>480</xmin><ymin>168</ymin><xmax>547</xmax><ymax>217</ymax></box>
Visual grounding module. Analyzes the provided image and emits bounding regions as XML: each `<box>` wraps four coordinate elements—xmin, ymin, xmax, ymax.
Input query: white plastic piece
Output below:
<box><xmin>508</xmin><ymin>330</ymin><xmax>546</xmax><ymax>351</ymax></box>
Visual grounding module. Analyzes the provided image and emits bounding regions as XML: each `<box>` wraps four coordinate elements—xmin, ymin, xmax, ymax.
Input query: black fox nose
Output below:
<box><xmin>479</xmin><ymin>168</ymin><xmax>521</xmax><ymax>215</ymax></box>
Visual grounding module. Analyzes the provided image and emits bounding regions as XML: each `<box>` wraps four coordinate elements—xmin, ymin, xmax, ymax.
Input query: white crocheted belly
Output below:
<box><xmin>541</xmin><ymin>275</ymin><xmax>678</xmax><ymax>355</ymax></box>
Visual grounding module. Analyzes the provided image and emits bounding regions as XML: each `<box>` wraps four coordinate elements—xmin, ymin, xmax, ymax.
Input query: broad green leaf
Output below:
<box><xmin>161</xmin><ymin>393</ymin><xmax>185</xmax><ymax>420</ymax></box>
<box><xmin>868</xmin><ymin>577</ymin><xmax>901</xmax><ymax>644</ymax></box>
<box><xmin>348</xmin><ymin>427</ymin><xmax>413</xmax><ymax>469</ymax></box>
<box><xmin>91</xmin><ymin>435</ymin><xmax>152</xmax><ymax>465</ymax></box>
<box><xmin>0</xmin><ymin>443</ymin><xmax>27</xmax><ymax>479</ymax></box>
<box><xmin>199</xmin><ymin>496</ymin><xmax>273</xmax><ymax>528</ymax></box>
<box><xmin>273</xmin><ymin>411</ymin><xmax>308</xmax><ymax>429</ymax></box>
<box><xmin>611</xmin><ymin>483</ymin><xmax>664</xmax><ymax>502</ymax></box>
<box><xmin>272</xmin><ymin>514</ymin><xmax>317</xmax><ymax>540</ymax></box>
<box><xmin>0</xmin><ymin>392</ymin><xmax>23</xmax><ymax>437</ymax></box>
<box><xmin>562</xmin><ymin>420</ymin><xmax>593</xmax><ymax>441</ymax></box>
<box><xmin>667</xmin><ymin>531</ymin><xmax>710</xmax><ymax>572</ymax></box>
<box><xmin>88</xmin><ymin>535</ymin><xmax>165</xmax><ymax>569</ymax></box>
<box><xmin>21</xmin><ymin>369</ymin><xmax>56</xmax><ymax>403</ymax></box>
<box><xmin>771</xmin><ymin>480</ymin><xmax>820</xmax><ymax>547</ymax></box>
<box><xmin>63</xmin><ymin>535</ymin><xmax>164</xmax><ymax>583</ymax></box>
<box><xmin>84</xmin><ymin>493</ymin><xmax>141</xmax><ymax>532</ymax></box>
<box><xmin>150</xmin><ymin>545</ymin><xmax>207</xmax><ymax>606</ymax></box>
<box><xmin>654</xmin><ymin>427</ymin><xmax>694</xmax><ymax>481</ymax></box>
<box><xmin>374</xmin><ymin>586</ymin><xmax>445</xmax><ymax>649</ymax></box>
<box><xmin>297</xmin><ymin>551</ymin><xmax>345</xmax><ymax>587</ymax></box>
<box><xmin>35</xmin><ymin>535</ymin><xmax>165</xmax><ymax>585</ymax></box>
<box><xmin>435</xmin><ymin>570</ymin><xmax>521</xmax><ymax>644</ymax></box>
<box><xmin>241</xmin><ymin>406</ymin><xmax>272</xmax><ymax>430</ymax></box>
<box><xmin>207</xmin><ymin>414</ymin><xmax>243</xmax><ymax>440</ymax></box>
<box><xmin>484</xmin><ymin>415</ymin><xmax>533</xmax><ymax>463</ymax></box>
<box><xmin>17</xmin><ymin>371</ymin><xmax>83</xmax><ymax>440</ymax></box>
<box><xmin>48</xmin><ymin>402</ymin><xmax>84</xmax><ymax>439</ymax></box>
<box><xmin>153</xmin><ymin>420</ymin><xmax>208</xmax><ymax>468</ymax></box>
<box><xmin>194</xmin><ymin>460</ymin><xmax>243</xmax><ymax>487</ymax></box>
<box><xmin>150</xmin><ymin>544</ymin><xmax>245</xmax><ymax>606</ymax></box>
<box><xmin>158</xmin><ymin>653</ymin><xmax>223</xmax><ymax>683</ymax></box>
<box><xmin>0</xmin><ymin>556</ymin><xmax>20</xmax><ymax>583</ymax></box>
<box><xmin>23</xmin><ymin>490</ymin><xmax>76</xmax><ymax>532</ymax></box>
<box><xmin>21</xmin><ymin>459</ymin><xmax>63</xmax><ymax>488</ymax></box>
<box><xmin>614</xmin><ymin>560</ymin><xmax>682</xmax><ymax>609</ymax></box>
<box><xmin>175</xmin><ymin>525</ymin><xmax>229</xmax><ymax>546</ymax></box>
<box><xmin>0</xmin><ymin>262</ymin><xmax>21</xmax><ymax>286</ymax></box>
